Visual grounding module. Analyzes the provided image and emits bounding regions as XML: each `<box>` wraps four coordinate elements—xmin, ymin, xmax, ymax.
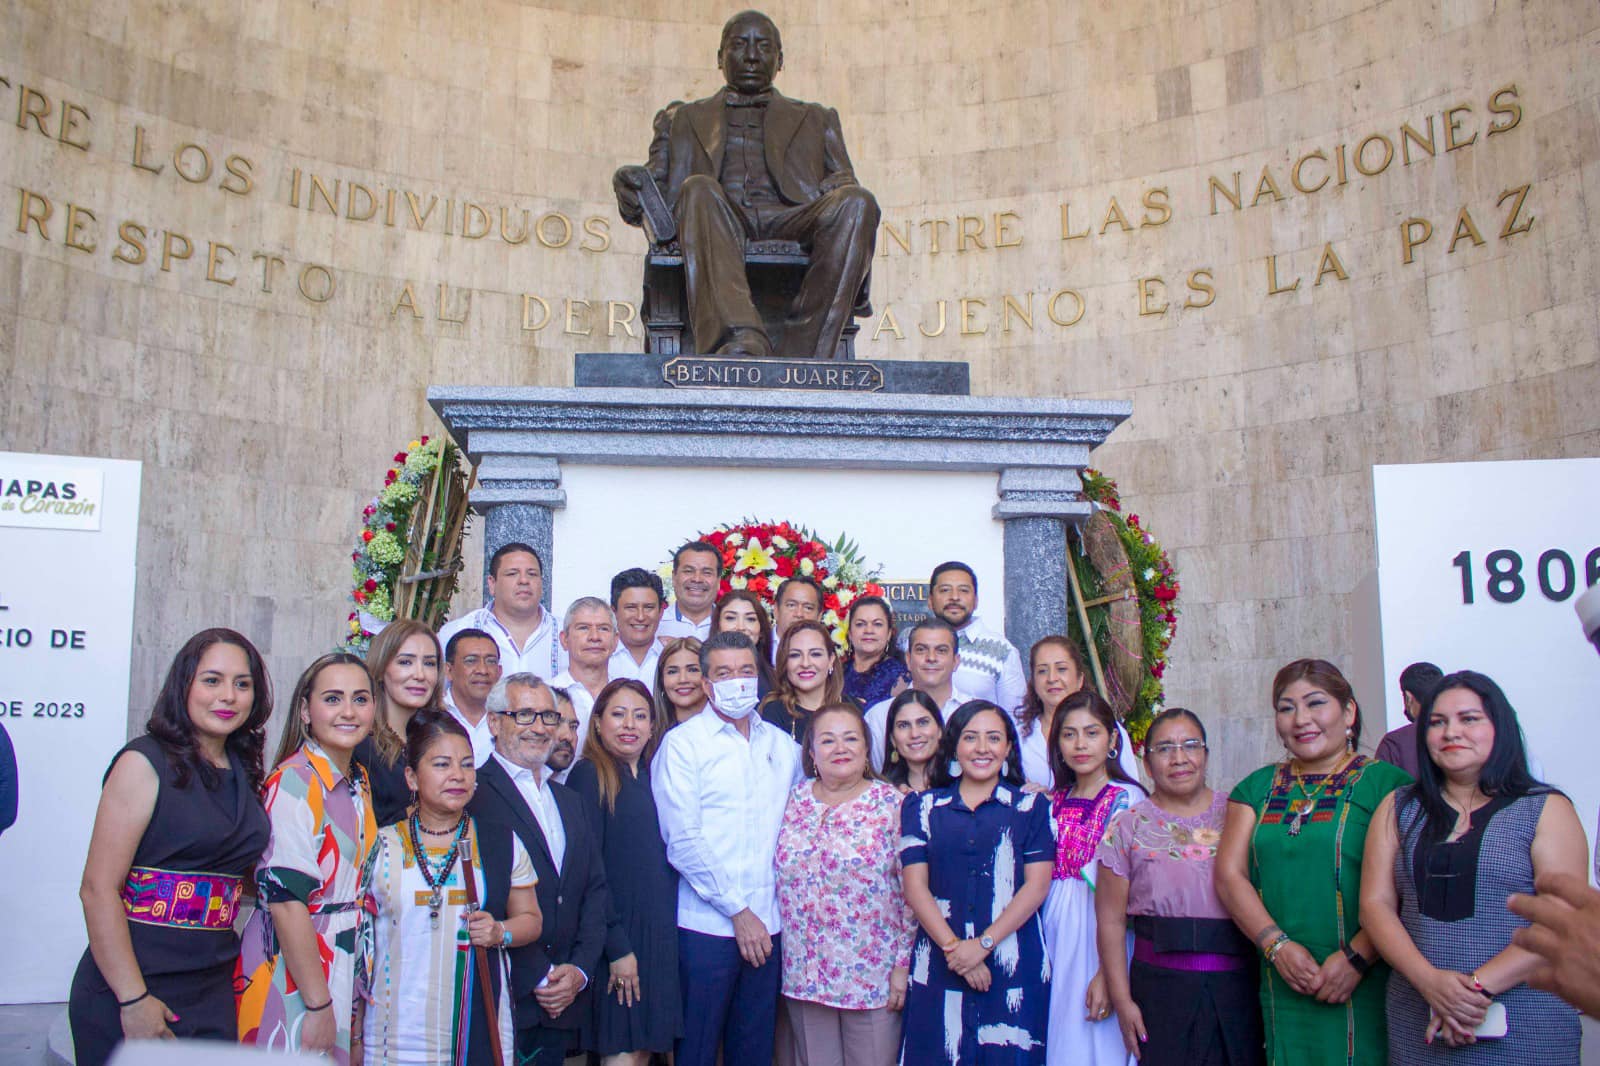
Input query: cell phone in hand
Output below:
<box><xmin>1474</xmin><ymin>1001</ymin><xmax>1507</xmax><ymax>1039</ymax></box>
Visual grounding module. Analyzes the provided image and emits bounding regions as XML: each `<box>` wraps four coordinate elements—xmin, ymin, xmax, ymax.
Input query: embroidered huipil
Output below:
<box><xmin>775</xmin><ymin>780</ymin><xmax>913</xmax><ymax>1009</ymax></box>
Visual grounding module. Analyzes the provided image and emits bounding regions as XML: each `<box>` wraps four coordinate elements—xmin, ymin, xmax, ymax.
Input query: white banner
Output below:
<box><xmin>552</xmin><ymin>464</ymin><xmax>1008</xmax><ymax>630</ymax></box>
<box><xmin>1373</xmin><ymin>459</ymin><xmax>1600</xmax><ymax>880</ymax></box>
<box><xmin>0</xmin><ymin>452</ymin><xmax>142</xmax><ymax>1001</ymax></box>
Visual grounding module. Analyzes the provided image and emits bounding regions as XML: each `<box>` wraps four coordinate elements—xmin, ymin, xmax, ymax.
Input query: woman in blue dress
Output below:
<box><xmin>899</xmin><ymin>699</ymin><xmax>1056</xmax><ymax>1065</ymax></box>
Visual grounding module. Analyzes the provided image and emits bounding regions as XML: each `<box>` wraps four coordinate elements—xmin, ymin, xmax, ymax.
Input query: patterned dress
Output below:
<box><xmin>237</xmin><ymin>743</ymin><xmax>378</xmax><ymax>1065</ymax></box>
<box><xmin>1230</xmin><ymin>756</ymin><xmax>1411</xmax><ymax>1066</ymax></box>
<box><xmin>1386</xmin><ymin>790</ymin><xmax>1579</xmax><ymax>1065</ymax></box>
<box><xmin>1042</xmin><ymin>782</ymin><xmax>1145</xmax><ymax>1066</ymax></box>
<box><xmin>360</xmin><ymin>819</ymin><xmax>535</xmax><ymax>1065</ymax></box>
<box><xmin>899</xmin><ymin>780</ymin><xmax>1055</xmax><ymax>1065</ymax></box>
<box><xmin>775</xmin><ymin>779</ymin><xmax>914</xmax><ymax>1009</ymax></box>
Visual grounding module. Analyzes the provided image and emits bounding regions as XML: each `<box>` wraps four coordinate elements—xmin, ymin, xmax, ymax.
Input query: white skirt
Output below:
<box><xmin>1041</xmin><ymin>868</ymin><xmax>1134</xmax><ymax>1066</ymax></box>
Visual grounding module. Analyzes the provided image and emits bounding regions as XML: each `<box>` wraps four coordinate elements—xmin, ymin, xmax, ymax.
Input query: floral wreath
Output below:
<box><xmin>1072</xmin><ymin>468</ymin><xmax>1180</xmax><ymax>747</ymax></box>
<box><xmin>343</xmin><ymin>435</ymin><xmax>473</xmax><ymax>654</ymax></box>
<box><xmin>659</xmin><ymin>519</ymin><xmax>884</xmax><ymax>653</ymax></box>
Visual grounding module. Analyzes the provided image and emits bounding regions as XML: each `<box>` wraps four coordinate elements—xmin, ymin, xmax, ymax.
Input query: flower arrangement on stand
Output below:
<box><xmin>1070</xmin><ymin>468</ymin><xmax>1181</xmax><ymax>747</ymax></box>
<box><xmin>343</xmin><ymin>435</ymin><xmax>474</xmax><ymax>654</ymax></box>
<box><xmin>660</xmin><ymin>519</ymin><xmax>884</xmax><ymax>653</ymax></box>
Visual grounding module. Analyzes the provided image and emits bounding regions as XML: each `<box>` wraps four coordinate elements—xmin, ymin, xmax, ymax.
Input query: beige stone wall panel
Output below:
<box><xmin>2</xmin><ymin>0</ymin><xmax>1595</xmax><ymax>780</ymax></box>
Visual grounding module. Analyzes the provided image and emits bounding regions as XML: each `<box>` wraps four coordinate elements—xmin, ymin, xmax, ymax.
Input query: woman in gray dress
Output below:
<box><xmin>1360</xmin><ymin>670</ymin><xmax>1589</xmax><ymax>1063</ymax></box>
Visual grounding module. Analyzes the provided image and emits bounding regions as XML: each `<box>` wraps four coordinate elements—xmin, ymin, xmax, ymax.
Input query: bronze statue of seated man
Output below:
<box><xmin>613</xmin><ymin>10</ymin><xmax>878</xmax><ymax>360</ymax></box>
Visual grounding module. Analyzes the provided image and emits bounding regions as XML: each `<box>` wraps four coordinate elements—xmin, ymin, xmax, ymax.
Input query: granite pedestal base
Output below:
<box><xmin>431</xmin><ymin>370</ymin><xmax>1129</xmax><ymax>658</ymax></box>
<box><xmin>574</xmin><ymin>351</ymin><xmax>971</xmax><ymax>395</ymax></box>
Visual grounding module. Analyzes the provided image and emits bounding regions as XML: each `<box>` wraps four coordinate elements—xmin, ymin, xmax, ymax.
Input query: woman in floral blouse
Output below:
<box><xmin>1095</xmin><ymin>709</ymin><xmax>1263</xmax><ymax>1066</ymax></box>
<box><xmin>775</xmin><ymin>702</ymin><xmax>913</xmax><ymax>1066</ymax></box>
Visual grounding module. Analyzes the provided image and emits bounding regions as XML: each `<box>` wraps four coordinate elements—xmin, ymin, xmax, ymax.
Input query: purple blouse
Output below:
<box><xmin>1096</xmin><ymin>791</ymin><xmax>1230</xmax><ymax>919</ymax></box>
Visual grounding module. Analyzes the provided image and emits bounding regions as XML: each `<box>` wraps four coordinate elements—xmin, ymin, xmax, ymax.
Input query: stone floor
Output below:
<box><xmin>3</xmin><ymin>1000</ymin><xmax>1599</xmax><ymax>1063</ymax></box>
<box><xmin>0</xmin><ymin>1003</ymin><xmax>59</xmax><ymax>1066</ymax></box>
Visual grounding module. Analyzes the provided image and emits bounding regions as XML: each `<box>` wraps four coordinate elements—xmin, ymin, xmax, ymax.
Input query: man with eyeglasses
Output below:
<box><xmin>441</xmin><ymin>628</ymin><xmax>502</xmax><ymax>765</ymax></box>
<box><xmin>471</xmin><ymin>672</ymin><xmax>611</xmax><ymax>1064</ymax></box>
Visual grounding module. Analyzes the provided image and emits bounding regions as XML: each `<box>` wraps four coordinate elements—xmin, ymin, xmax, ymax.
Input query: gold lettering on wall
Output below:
<box><xmin>1184</xmin><ymin>270</ymin><xmax>1215</xmax><ymax>308</ymax></box>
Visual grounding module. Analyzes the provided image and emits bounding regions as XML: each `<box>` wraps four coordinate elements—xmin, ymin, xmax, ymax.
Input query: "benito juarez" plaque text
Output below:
<box><xmin>661</xmin><ymin>356</ymin><xmax>885</xmax><ymax>392</ymax></box>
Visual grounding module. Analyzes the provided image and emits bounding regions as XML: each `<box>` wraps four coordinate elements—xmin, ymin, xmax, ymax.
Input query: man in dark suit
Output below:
<box><xmin>470</xmin><ymin>672</ymin><xmax>610</xmax><ymax>1064</ymax></box>
<box><xmin>614</xmin><ymin>9</ymin><xmax>878</xmax><ymax>360</ymax></box>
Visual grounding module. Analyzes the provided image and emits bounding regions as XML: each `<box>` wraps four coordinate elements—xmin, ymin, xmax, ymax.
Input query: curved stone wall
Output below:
<box><xmin>3</xmin><ymin>0</ymin><xmax>1595</xmax><ymax>778</ymax></box>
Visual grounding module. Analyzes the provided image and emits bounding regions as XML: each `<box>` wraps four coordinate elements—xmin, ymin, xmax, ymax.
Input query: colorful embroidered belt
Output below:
<box><xmin>121</xmin><ymin>867</ymin><xmax>243</xmax><ymax>930</ymax></box>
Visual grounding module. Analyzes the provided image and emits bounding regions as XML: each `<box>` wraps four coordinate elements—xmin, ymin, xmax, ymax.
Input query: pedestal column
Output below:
<box><xmin>470</xmin><ymin>456</ymin><xmax>566</xmax><ymax>611</ymax></box>
<box><xmin>994</xmin><ymin>468</ymin><xmax>1093</xmax><ymax>662</ymax></box>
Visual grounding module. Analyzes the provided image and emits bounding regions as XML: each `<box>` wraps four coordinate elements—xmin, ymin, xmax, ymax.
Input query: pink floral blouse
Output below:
<box><xmin>775</xmin><ymin>779</ymin><xmax>915</xmax><ymax>1009</ymax></box>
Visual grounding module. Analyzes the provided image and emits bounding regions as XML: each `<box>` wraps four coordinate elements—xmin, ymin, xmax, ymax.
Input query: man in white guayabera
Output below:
<box><xmin>652</xmin><ymin>631</ymin><xmax>803</xmax><ymax>1066</ymax></box>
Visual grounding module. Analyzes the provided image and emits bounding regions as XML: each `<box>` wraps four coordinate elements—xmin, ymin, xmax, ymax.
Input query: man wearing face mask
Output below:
<box><xmin>652</xmin><ymin>630</ymin><xmax>803</xmax><ymax>1066</ymax></box>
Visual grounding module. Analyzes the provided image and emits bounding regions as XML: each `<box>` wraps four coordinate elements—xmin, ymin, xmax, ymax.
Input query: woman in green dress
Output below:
<box><xmin>1215</xmin><ymin>659</ymin><xmax>1411</xmax><ymax>1066</ymax></box>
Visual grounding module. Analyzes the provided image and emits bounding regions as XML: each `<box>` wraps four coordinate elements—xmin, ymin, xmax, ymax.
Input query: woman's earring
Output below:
<box><xmin>890</xmin><ymin>749</ymin><xmax>900</xmax><ymax>764</ymax></box>
<box><xmin>1346</xmin><ymin>729</ymin><xmax>1356</xmax><ymax>753</ymax></box>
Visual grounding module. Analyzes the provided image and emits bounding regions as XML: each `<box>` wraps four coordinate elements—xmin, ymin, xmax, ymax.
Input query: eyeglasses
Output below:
<box><xmin>457</xmin><ymin>655</ymin><xmax>501</xmax><ymax>668</ymax></box>
<box><xmin>496</xmin><ymin>708</ymin><xmax>562</xmax><ymax>727</ymax></box>
<box><xmin>1148</xmin><ymin>739</ymin><xmax>1208</xmax><ymax>759</ymax></box>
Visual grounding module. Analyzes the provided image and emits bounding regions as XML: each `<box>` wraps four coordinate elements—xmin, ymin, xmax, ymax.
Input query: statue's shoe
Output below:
<box><xmin>713</xmin><ymin>328</ymin><xmax>775</xmax><ymax>359</ymax></box>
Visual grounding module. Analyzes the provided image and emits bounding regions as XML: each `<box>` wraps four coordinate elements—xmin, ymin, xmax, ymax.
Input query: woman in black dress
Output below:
<box><xmin>355</xmin><ymin>618</ymin><xmax>444</xmax><ymax>825</ymax></box>
<box><xmin>566</xmin><ymin>679</ymin><xmax>682</xmax><ymax>1064</ymax></box>
<box><xmin>68</xmin><ymin>628</ymin><xmax>273</xmax><ymax>1066</ymax></box>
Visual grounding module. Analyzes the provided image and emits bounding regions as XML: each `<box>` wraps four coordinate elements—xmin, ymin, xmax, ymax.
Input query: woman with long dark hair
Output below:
<box><xmin>1361</xmin><ymin>671</ymin><xmax>1587</xmax><ymax>1062</ymax></box>
<box><xmin>880</xmin><ymin>690</ymin><xmax>943</xmax><ymax>794</ymax></box>
<box><xmin>69</xmin><ymin>629</ymin><xmax>273</xmax><ymax>1066</ymax></box>
<box><xmin>1042</xmin><ymin>690</ymin><xmax>1146</xmax><ymax>1066</ymax></box>
<box><xmin>356</xmin><ymin>619</ymin><xmax>445</xmax><ymax>826</ymax></box>
<box><xmin>1095</xmin><ymin>708</ymin><xmax>1263</xmax><ymax>1066</ymax></box>
<box><xmin>1215</xmin><ymin>658</ymin><xmax>1411</xmax><ymax>1066</ymax></box>
<box><xmin>899</xmin><ymin>699</ymin><xmax>1054</xmax><ymax>1064</ymax></box>
<box><xmin>356</xmin><ymin>710</ymin><xmax>542</xmax><ymax>1065</ymax></box>
<box><xmin>238</xmin><ymin>652</ymin><xmax>378</xmax><ymax>1064</ymax></box>
<box><xmin>841</xmin><ymin>596</ymin><xmax>909</xmax><ymax>707</ymax></box>
<box><xmin>567</xmin><ymin>679</ymin><xmax>682</xmax><ymax>1063</ymax></box>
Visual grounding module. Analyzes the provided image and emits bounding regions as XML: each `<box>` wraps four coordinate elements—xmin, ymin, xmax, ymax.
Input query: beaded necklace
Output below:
<box><xmin>407</xmin><ymin>810</ymin><xmax>469</xmax><ymax>929</ymax></box>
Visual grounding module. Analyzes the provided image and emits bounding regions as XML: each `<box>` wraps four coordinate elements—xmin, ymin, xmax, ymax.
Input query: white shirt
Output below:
<box><xmin>655</xmin><ymin>604</ymin><xmax>712</xmax><ymax>644</ymax></box>
<box><xmin>951</xmin><ymin>616</ymin><xmax>1027</xmax><ymax>719</ymax></box>
<box><xmin>866</xmin><ymin>687</ymin><xmax>972</xmax><ymax>772</ymax></box>
<box><xmin>442</xmin><ymin>691</ymin><xmax>495</xmax><ymax>767</ymax></box>
<box><xmin>439</xmin><ymin>601</ymin><xmax>566</xmax><ymax>683</ymax></box>
<box><xmin>608</xmin><ymin>642</ymin><xmax>660</xmax><ymax>691</ymax></box>
<box><xmin>652</xmin><ymin>709</ymin><xmax>803</xmax><ymax>937</ymax></box>
<box><xmin>1019</xmin><ymin>717</ymin><xmax>1140</xmax><ymax>789</ymax></box>
<box><xmin>492</xmin><ymin>750</ymin><xmax>566</xmax><ymax>873</ymax></box>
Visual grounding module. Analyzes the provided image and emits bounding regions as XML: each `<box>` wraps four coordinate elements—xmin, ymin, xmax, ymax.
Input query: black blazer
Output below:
<box><xmin>470</xmin><ymin>756</ymin><xmax>611</xmax><ymax>1032</ymax></box>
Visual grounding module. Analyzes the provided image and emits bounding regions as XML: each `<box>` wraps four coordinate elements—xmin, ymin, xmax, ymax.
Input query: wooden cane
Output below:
<box><xmin>457</xmin><ymin>829</ymin><xmax>505</xmax><ymax>1066</ymax></box>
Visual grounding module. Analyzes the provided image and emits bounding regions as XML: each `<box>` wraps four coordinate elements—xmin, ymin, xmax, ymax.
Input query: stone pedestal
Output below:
<box><xmin>430</xmin><ymin>380</ymin><xmax>1130</xmax><ymax>654</ymax></box>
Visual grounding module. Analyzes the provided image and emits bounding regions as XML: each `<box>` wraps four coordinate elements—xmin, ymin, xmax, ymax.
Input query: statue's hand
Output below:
<box><xmin>613</xmin><ymin>166</ymin><xmax>647</xmax><ymax>226</ymax></box>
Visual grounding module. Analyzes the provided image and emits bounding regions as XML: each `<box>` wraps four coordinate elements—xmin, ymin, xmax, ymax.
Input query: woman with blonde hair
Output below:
<box><xmin>760</xmin><ymin>620</ymin><xmax>850</xmax><ymax>744</ymax></box>
<box><xmin>566</xmin><ymin>679</ymin><xmax>681</xmax><ymax>1063</ymax></box>
<box><xmin>653</xmin><ymin>637</ymin><xmax>706</xmax><ymax>729</ymax></box>
<box><xmin>355</xmin><ymin>619</ymin><xmax>444</xmax><ymax>826</ymax></box>
<box><xmin>237</xmin><ymin>652</ymin><xmax>378</xmax><ymax>1063</ymax></box>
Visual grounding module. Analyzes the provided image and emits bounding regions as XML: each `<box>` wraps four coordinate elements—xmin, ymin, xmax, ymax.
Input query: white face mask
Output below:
<box><xmin>710</xmin><ymin>676</ymin><xmax>761</xmax><ymax>719</ymax></box>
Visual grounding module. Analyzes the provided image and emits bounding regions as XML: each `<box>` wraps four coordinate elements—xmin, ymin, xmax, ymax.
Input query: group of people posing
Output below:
<box><xmin>68</xmin><ymin>538</ymin><xmax>1591</xmax><ymax>1066</ymax></box>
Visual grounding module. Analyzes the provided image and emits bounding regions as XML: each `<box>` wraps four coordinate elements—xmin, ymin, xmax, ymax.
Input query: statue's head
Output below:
<box><xmin>718</xmin><ymin>10</ymin><xmax>783</xmax><ymax>95</ymax></box>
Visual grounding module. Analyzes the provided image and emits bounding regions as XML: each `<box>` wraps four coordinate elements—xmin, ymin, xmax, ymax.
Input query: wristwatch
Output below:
<box><xmin>979</xmin><ymin>933</ymin><xmax>995</xmax><ymax>951</ymax></box>
<box><xmin>500</xmin><ymin>924</ymin><xmax>514</xmax><ymax>949</ymax></box>
<box><xmin>1341</xmin><ymin>944</ymin><xmax>1369</xmax><ymax>975</ymax></box>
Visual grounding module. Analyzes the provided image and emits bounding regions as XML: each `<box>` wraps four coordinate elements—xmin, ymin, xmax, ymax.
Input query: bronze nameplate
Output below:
<box><xmin>661</xmin><ymin>356</ymin><xmax>885</xmax><ymax>392</ymax></box>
